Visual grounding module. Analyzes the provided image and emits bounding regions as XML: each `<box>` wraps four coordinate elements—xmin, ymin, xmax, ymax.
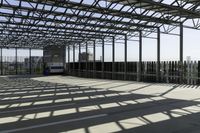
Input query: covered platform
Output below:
<box><xmin>1</xmin><ymin>0</ymin><xmax>200</xmax><ymax>132</ymax></box>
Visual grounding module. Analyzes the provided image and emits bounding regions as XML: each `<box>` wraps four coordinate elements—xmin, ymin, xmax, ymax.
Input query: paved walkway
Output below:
<box><xmin>0</xmin><ymin>76</ymin><xmax>200</xmax><ymax>133</ymax></box>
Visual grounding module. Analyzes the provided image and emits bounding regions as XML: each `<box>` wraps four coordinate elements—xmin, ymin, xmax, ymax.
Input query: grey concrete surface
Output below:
<box><xmin>0</xmin><ymin>76</ymin><xmax>200</xmax><ymax>133</ymax></box>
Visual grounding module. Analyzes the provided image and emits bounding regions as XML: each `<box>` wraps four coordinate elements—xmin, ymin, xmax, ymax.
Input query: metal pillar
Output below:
<box><xmin>42</xmin><ymin>48</ymin><xmax>45</xmax><ymax>73</ymax></box>
<box><xmin>93</xmin><ymin>40</ymin><xmax>96</xmax><ymax>78</ymax></box>
<box><xmin>138</xmin><ymin>31</ymin><xmax>142</xmax><ymax>82</ymax></box>
<box><xmin>73</xmin><ymin>44</ymin><xmax>75</xmax><ymax>75</ymax></box>
<box><xmin>112</xmin><ymin>37</ymin><xmax>115</xmax><ymax>80</ymax></box>
<box><xmin>68</xmin><ymin>45</ymin><xmax>70</xmax><ymax>74</ymax></box>
<box><xmin>180</xmin><ymin>23</ymin><xmax>183</xmax><ymax>62</ymax></box>
<box><xmin>124</xmin><ymin>35</ymin><xmax>127</xmax><ymax>80</ymax></box>
<box><xmin>156</xmin><ymin>28</ymin><xmax>160</xmax><ymax>82</ymax></box>
<box><xmin>29</xmin><ymin>48</ymin><xmax>32</xmax><ymax>75</ymax></box>
<box><xmin>86</xmin><ymin>42</ymin><xmax>88</xmax><ymax>78</ymax></box>
<box><xmin>78</xmin><ymin>43</ymin><xmax>81</xmax><ymax>77</ymax></box>
<box><xmin>15</xmin><ymin>48</ymin><xmax>18</xmax><ymax>75</ymax></box>
<box><xmin>0</xmin><ymin>48</ymin><xmax>2</xmax><ymax>75</ymax></box>
<box><xmin>180</xmin><ymin>23</ymin><xmax>184</xmax><ymax>83</ymax></box>
<box><xmin>63</xmin><ymin>46</ymin><xmax>67</xmax><ymax>74</ymax></box>
<box><xmin>102</xmin><ymin>38</ymin><xmax>105</xmax><ymax>79</ymax></box>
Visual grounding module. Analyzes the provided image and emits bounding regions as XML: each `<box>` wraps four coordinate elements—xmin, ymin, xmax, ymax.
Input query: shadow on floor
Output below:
<box><xmin>0</xmin><ymin>77</ymin><xmax>200</xmax><ymax>133</ymax></box>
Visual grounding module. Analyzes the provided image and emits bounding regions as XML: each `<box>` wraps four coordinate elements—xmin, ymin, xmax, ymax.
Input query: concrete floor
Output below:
<box><xmin>0</xmin><ymin>76</ymin><xmax>200</xmax><ymax>133</ymax></box>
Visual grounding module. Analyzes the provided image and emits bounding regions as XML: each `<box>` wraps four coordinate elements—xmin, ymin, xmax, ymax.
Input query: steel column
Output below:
<box><xmin>73</xmin><ymin>44</ymin><xmax>75</xmax><ymax>75</ymax></box>
<box><xmin>124</xmin><ymin>35</ymin><xmax>127</xmax><ymax>80</ymax></box>
<box><xmin>63</xmin><ymin>46</ymin><xmax>67</xmax><ymax>74</ymax></box>
<box><xmin>112</xmin><ymin>37</ymin><xmax>115</xmax><ymax>80</ymax></box>
<box><xmin>86</xmin><ymin>42</ymin><xmax>88</xmax><ymax>78</ymax></box>
<box><xmin>138</xmin><ymin>31</ymin><xmax>142</xmax><ymax>82</ymax></box>
<box><xmin>68</xmin><ymin>45</ymin><xmax>70</xmax><ymax>74</ymax></box>
<box><xmin>180</xmin><ymin>23</ymin><xmax>184</xmax><ymax>83</ymax></box>
<box><xmin>78</xmin><ymin>43</ymin><xmax>81</xmax><ymax>77</ymax></box>
<box><xmin>180</xmin><ymin>23</ymin><xmax>183</xmax><ymax>62</ymax></box>
<box><xmin>93</xmin><ymin>40</ymin><xmax>96</xmax><ymax>78</ymax></box>
<box><xmin>29</xmin><ymin>48</ymin><xmax>32</xmax><ymax>75</ymax></box>
<box><xmin>0</xmin><ymin>48</ymin><xmax>2</xmax><ymax>75</ymax></box>
<box><xmin>42</xmin><ymin>48</ymin><xmax>45</xmax><ymax>73</ymax></box>
<box><xmin>156</xmin><ymin>28</ymin><xmax>160</xmax><ymax>82</ymax></box>
<box><xmin>102</xmin><ymin>38</ymin><xmax>105</xmax><ymax>79</ymax></box>
<box><xmin>15</xmin><ymin>48</ymin><xmax>18</xmax><ymax>75</ymax></box>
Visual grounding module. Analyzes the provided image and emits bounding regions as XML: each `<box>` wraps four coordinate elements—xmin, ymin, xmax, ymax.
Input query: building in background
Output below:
<box><xmin>79</xmin><ymin>52</ymin><xmax>93</xmax><ymax>62</ymax></box>
<box><xmin>25</xmin><ymin>56</ymin><xmax>43</xmax><ymax>73</ymax></box>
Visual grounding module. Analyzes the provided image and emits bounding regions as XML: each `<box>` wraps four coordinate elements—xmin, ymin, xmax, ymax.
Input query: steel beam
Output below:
<box><xmin>156</xmin><ymin>28</ymin><xmax>161</xmax><ymax>82</ymax></box>
<box><xmin>112</xmin><ymin>37</ymin><xmax>115</xmax><ymax>80</ymax></box>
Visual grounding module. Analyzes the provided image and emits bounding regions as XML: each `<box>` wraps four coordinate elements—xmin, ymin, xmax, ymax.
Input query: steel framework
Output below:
<box><xmin>0</xmin><ymin>0</ymin><xmax>200</xmax><ymax>48</ymax></box>
<box><xmin>1</xmin><ymin>0</ymin><xmax>200</xmax><ymax>81</ymax></box>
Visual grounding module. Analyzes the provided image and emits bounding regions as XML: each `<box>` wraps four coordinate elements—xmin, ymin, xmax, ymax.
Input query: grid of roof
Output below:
<box><xmin>0</xmin><ymin>0</ymin><xmax>200</xmax><ymax>48</ymax></box>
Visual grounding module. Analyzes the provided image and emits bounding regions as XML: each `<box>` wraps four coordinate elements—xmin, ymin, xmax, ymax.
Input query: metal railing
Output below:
<box><xmin>66</xmin><ymin>61</ymin><xmax>200</xmax><ymax>85</ymax></box>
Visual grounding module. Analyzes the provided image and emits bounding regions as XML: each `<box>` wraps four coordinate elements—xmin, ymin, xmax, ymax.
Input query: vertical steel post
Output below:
<box><xmin>180</xmin><ymin>23</ymin><xmax>184</xmax><ymax>83</ymax></box>
<box><xmin>112</xmin><ymin>36</ymin><xmax>115</xmax><ymax>80</ymax></box>
<box><xmin>156</xmin><ymin>28</ymin><xmax>160</xmax><ymax>82</ymax></box>
<box><xmin>93</xmin><ymin>40</ymin><xmax>96</xmax><ymax>78</ymax></box>
<box><xmin>68</xmin><ymin>45</ymin><xmax>70</xmax><ymax>75</ymax></box>
<box><xmin>79</xmin><ymin>43</ymin><xmax>81</xmax><ymax>76</ymax></box>
<box><xmin>29</xmin><ymin>48</ymin><xmax>32</xmax><ymax>75</ymax></box>
<box><xmin>124</xmin><ymin>34</ymin><xmax>127</xmax><ymax>80</ymax></box>
<box><xmin>73</xmin><ymin>44</ymin><xmax>75</xmax><ymax>75</ymax></box>
<box><xmin>15</xmin><ymin>48</ymin><xmax>18</xmax><ymax>75</ymax></box>
<box><xmin>63</xmin><ymin>46</ymin><xmax>67</xmax><ymax>74</ymax></box>
<box><xmin>42</xmin><ymin>47</ymin><xmax>45</xmax><ymax>74</ymax></box>
<box><xmin>138</xmin><ymin>31</ymin><xmax>142</xmax><ymax>82</ymax></box>
<box><xmin>86</xmin><ymin>42</ymin><xmax>88</xmax><ymax>77</ymax></box>
<box><xmin>0</xmin><ymin>48</ymin><xmax>2</xmax><ymax>75</ymax></box>
<box><xmin>102</xmin><ymin>38</ymin><xmax>105</xmax><ymax>79</ymax></box>
<box><xmin>180</xmin><ymin>23</ymin><xmax>183</xmax><ymax>62</ymax></box>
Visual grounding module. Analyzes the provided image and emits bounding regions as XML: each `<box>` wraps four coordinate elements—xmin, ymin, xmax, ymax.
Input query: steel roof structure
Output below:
<box><xmin>0</xmin><ymin>0</ymin><xmax>200</xmax><ymax>48</ymax></box>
